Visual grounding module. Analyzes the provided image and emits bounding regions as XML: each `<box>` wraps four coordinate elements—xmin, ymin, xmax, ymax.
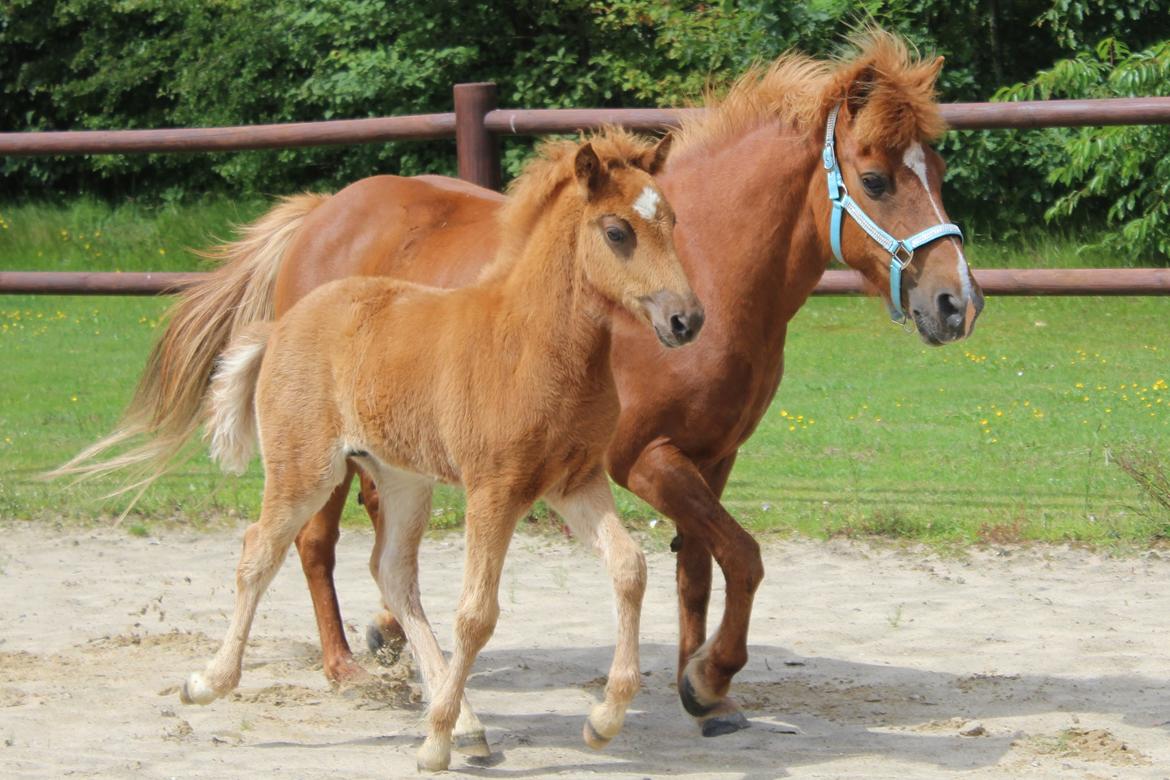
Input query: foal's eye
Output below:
<box><xmin>860</xmin><ymin>172</ymin><xmax>888</xmax><ymax>198</ymax></box>
<box><xmin>605</xmin><ymin>227</ymin><xmax>626</xmax><ymax>244</ymax></box>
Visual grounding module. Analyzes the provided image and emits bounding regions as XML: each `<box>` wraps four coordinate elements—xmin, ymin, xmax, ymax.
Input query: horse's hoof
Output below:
<box><xmin>179</xmin><ymin>673</ymin><xmax>217</xmax><ymax>706</ymax></box>
<box><xmin>366</xmin><ymin>620</ymin><xmax>406</xmax><ymax>666</ymax></box>
<box><xmin>701</xmin><ymin>709</ymin><xmax>751</xmax><ymax>737</ymax></box>
<box><xmin>326</xmin><ymin>655</ymin><xmax>372</xmax><ymax>684</ymax></box>
<box><xmin>416</xmin><ymin>736</ymin><xmax>451</xmax><ymax>772</ymax></box>
<box><xmin>678</xmin><ymin>672</ymin><xmax>716</xmax><ymax>718</ymax></box>
<box><xmin>583</xmin><ymin>717</ymin><xmax>611</xmax><ymax>750</ymax></box>
<box><xmin>453</xmin><ymin>729</ymin><xmax>491</xmax><ymax>758</ymax></box>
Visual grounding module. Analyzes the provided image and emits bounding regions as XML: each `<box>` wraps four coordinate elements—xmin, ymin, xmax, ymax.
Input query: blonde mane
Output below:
<box><xmin>673</xmin><ymin>28</ymin><xmax>946</xmax><ymax>156</ymax></box>
<box><xmin>483</xmin><ymin>128</ymin><xmax>660</xmax><ymax>276</ymax></box>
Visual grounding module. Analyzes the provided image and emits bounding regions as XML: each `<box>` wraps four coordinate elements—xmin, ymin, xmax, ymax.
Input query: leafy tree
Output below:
<box><xmin>998</xmin><ymin>38</ymin><xmax>1170</xmax><ymax>262</ymax></box>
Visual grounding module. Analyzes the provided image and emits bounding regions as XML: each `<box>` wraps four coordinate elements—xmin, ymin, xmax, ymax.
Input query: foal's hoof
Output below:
<box><xmin>416</xmin><ymin>736</ymin><xmax>451</xmax><ymax>772</ymax></box>
<box><xmin>179</xmin><ymin>673</ymin><xmax>217</xmax><ymax>706</ymax></box>
<box><xmin>453</xmin><ymin>728</ymin><xmax>492</xmax><ymax>758</ymax></box>
<box><xmin>701</xmin><ymin>709</ymin><xmax>751</xmax><ymax>737</ymax></box>
<box><xmin>583</xmin><ymin>717</ymin><xmax>612</xmax><ymax>750</ymax></box>
<box><xmin>582</xmin><ymin>703</ymin><xmax>624</xmax><ymax>750</ymax></box>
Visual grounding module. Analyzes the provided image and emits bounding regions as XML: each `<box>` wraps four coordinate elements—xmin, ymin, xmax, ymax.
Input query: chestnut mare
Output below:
<box><xmin>59</xmin><ymin>30</ymin><xmax>982</xmax><ymax>739</ymax></box>
<box><xmin>179</xmin><ymin>132</ymin><xmax>700</xmax><ymax>771</ymax></box>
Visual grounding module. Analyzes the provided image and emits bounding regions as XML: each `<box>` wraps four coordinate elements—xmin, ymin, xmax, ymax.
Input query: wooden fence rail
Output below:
<box><xmin>3</xmin><ymin>86</ymin><xmax>1170</xmax><ymax>297</ymax></box>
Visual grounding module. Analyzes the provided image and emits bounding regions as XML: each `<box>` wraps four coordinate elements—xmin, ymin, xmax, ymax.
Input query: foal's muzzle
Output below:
<box><xmin>643</xmin><ymin>290</ymin><xmax>705</xmax><ymax>348</ymax></box>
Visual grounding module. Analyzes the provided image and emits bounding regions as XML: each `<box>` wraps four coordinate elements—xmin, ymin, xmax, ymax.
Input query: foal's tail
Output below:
<box><xmin>46</xmin><ymin>193</ymin><xmax>327</xmax><ymax>496</ymax></box>
<box><xmin>206</xmin><ymin>323</ymin><xmax>272</xmax><ymax>476</ymax></box>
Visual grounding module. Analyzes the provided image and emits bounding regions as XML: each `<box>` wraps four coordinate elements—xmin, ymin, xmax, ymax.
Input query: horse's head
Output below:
<box><xmin>572</xmin><ymin>134</ymin><xmax>704</xmax><ymax>348</ymax></box>
<box><xmin>821</xmin><ymin>37</ymin><xmax>983</xmax><ymax>344</ymax></box>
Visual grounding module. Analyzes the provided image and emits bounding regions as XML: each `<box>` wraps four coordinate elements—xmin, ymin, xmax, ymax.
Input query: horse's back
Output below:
<box><xmin>273</xmin><ymin>174</ymin><xmax>504</xmax><ymax>315</ymax></box>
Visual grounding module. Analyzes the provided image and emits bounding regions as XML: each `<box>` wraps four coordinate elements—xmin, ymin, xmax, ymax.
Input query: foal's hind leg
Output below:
<box><xmin>358</xmin><ymin>468</ymin><xmax>407</xmax><ymax>658</ymax></box>
<box><xmin>417</xmin><ymin>489</ymin><xmax>525</xmax><ymax>772</ymax></box>
<box><xmin>363</xmin><ymin>465</ymin><xmax>490</xmax><ymax>764</ymax></box>
<box><xmin>181</xmin><ymin>476</ymin><xmax>340</xmax><ymax>705</ymax></box>
<box><xmin>546</xmin><ymin>470</ymin><xmax>647</xmax><ymax>749</ymax></box>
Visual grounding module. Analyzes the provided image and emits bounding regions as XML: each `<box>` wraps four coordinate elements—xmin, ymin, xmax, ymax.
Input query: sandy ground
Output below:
<box><xmin>1</xmin><ymin>524</ymin><xmax>1169</xmax><ymax>779</ymax></box>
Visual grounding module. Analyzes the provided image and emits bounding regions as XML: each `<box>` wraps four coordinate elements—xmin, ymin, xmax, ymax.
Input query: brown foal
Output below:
<box><xmin>178</xmin><ymin>131</ymin><xmax>701</xmax><ymax>771</ymax></box>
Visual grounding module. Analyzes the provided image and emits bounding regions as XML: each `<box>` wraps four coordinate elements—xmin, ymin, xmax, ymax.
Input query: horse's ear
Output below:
<box><xmin>638</xmin><ymin>133</ymin><xmax>673</xmax><ymax>175</ymax></box>
<box><xmin>575</xmin><ymin>143</ymin><xmax>604</xmax><ymax>197</ymax></box>
<box><xmin>843</xmin><ymin>64</ymin><xmax>877</xmax><ymax>118</ymax></box>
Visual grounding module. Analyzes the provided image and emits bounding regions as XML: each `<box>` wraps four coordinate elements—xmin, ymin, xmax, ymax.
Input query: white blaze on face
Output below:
<box><xmin>633</xmin><ymin>186</ymin><xmax>661</xmax><ymax>221</ymax></box>
<box><xmin>903</xmin><ymin>142</ymin><xmax>972</xmax><ymax>300</ymax></box>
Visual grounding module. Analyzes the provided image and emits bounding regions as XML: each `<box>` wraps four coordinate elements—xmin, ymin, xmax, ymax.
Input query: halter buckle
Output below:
<box><xmin>892</xmin><ymin>244</ymin><xmax>914</xmax><ymax>269</ymax></box>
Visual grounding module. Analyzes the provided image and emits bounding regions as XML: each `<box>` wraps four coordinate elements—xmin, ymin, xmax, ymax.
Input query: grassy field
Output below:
<box><xmin>2</xmin><ymin>200</ymin><xmax>1168</xmax><ymax>546</ymax></box>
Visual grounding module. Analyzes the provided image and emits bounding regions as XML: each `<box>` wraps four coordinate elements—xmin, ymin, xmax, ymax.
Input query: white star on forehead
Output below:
<box><xmin>632</xmin><ymin>186</ymin><xmax>660</xmax><ymax>220</ymax></box>
<box><xmin>903</xmin><ymin>142</ymin><xmax>973</xmax><ymax>301</ymax></box>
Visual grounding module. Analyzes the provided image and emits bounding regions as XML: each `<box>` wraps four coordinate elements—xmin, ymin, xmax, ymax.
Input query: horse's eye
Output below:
<box><xmin>860</xmin><ymin>173</ymin><xmax>887</xmax><ymax>198</ymax></box>
<box><xmin>605</xmin><ymin>227</ymin><xmax>626</xmax><ymax>243</ymax></box>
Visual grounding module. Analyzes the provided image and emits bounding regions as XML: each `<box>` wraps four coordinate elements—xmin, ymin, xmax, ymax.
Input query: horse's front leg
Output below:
<box><xmin>546</xmin><ymin>469</ymin><xmax>648</xmax><ymax>749</ymax></box>
<box><xmin>626</xmin><ymin>442</ymin><xmax>761</xmax><ymax>737</ymax></box>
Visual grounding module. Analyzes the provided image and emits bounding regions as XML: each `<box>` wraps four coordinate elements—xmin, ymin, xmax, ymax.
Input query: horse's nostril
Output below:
<box><xmin>670</xmin><ymin>313</ymin><xmax>689</xmax><ymax>337</ymax></box>
<box><xmin>937</xmin><ymin>292</ymin><xmax>963</xmax><ymax>330</ymax></box>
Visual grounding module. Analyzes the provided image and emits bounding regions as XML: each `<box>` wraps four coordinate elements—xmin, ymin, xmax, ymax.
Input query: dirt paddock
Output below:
<box><xmin>1</xmin><ymin>524</ymin><xmax>1168</xmax><ymax>778</ymax></box>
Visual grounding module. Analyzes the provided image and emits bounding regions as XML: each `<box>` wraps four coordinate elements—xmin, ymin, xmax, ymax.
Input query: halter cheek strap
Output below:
<box><xmin>822</xmin><ymin>103</ymin><xmax>963</xmax><ymax>324</ymax></box>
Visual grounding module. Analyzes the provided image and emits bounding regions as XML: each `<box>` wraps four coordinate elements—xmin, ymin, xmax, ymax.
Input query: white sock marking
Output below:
<box><xmin>903</xmin><ymin>143</ymin><xmax>972</xmax><ymax>300</ymax></box>
<box><xmin>632</xmin><ymin>186</ymin><xmax>660</xmax><ymax>221</ymax></box>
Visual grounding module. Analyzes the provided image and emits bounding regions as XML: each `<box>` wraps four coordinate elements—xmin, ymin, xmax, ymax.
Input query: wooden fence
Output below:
<box><xmin>2</xmin><ymin>84</ymin><xmax>1169</xmax><ymax>296</ymax></box>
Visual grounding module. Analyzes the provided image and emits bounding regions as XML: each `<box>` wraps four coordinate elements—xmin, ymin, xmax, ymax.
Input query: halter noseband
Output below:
<box><xmin>822</xmin><ymin>103</ymin><xmax>963</xmax><ymax>324</ymax></box>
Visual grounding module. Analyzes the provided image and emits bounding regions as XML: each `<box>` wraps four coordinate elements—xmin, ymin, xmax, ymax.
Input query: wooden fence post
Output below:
<box><xmin>454</xmin><ymin>82</ymin><xmax>501</xmax><ymax>190</ymax></box>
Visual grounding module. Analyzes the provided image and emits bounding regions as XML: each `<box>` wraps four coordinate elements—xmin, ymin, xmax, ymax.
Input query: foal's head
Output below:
<box><xmin>505</xmin><ymin>132</ymin><xmax>703</xmax><ymax>348</ymax></box>
<box><xmin>821</xmin><ymin>32</ymin><xmax>984</xmax><ymax>344</ymax></box>
<box><xmin>572</xmin><ymin>136</ymin><xmax>703</xmax><ymax>347</ymax></box>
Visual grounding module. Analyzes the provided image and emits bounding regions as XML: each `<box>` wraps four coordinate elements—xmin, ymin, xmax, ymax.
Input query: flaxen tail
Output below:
<box><xmin>46</xmin><ymin>193</ymin><xmax>327</xmax><ymax>497</ymax></box>
<box><xmin>206</xmin><ymin>323</ymin><xmax>272</xmax><ymax>475</ymax></box>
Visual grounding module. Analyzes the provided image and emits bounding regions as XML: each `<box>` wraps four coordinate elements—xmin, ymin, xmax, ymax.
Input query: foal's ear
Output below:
<box><xmin>575</xmin><ymin>143</ymin><xmax>605</xmax><ymax>198</ymax></box>
<box><xmin>924</xmin><ymin>55</ymin><xmax>945</xmax><ymax>86</ymax></box>
<box><xmin>637</xmin><ymin>133</ymin><xmax>673</xmax><ymax>175</ymax></box>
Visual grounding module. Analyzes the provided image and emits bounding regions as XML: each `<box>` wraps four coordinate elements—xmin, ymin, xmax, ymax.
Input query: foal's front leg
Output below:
<box><xmin>363</xmin><ymin>467</ymin><xmax>490</xmax><ymax>764</ymax></box>
<box><xmin>417</xmin><ymin>489</ymin><xmax>525</xmax><ymax>772</ymax></box>
<box><xmin>546</xmin><ymin>470</ymin><xmax>648</xmax><ymax>749</ymax></box>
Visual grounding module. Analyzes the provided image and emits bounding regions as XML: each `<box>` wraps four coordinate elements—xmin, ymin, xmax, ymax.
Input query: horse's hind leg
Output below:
<box><xmin>417</xmin><ymin>488</ymin><xmax>525</xmax><ymax>772</ymax></box>
<box><xmin>546</xmin><ymin>470</ymin><xmax>647</xmax><ymax>750</ymax></box>
<box><xmin>294</xmin><ymin>463</ymin><xmax>368</xmax><ymax>682</ymax></box>
<box><xmin>364</xmin><ymin>465</ymin><xmax>490</xmax><ymax>765</ymax></box>
<box><xmin>181</xmin><ymin>472</ymin><xmax>342</xmax><ymax>705</ymax></box>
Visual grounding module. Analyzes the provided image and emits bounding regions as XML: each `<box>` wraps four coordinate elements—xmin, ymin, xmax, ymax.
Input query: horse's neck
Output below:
<box><xmin>661</xmin><ymin>122</ymin><xmax>828</xmax><ymax>340</ymax></box>
<box><xmin>495</xmin><ymin>201</ymin><xmax>613</xmax><ymax>382</ymax></box>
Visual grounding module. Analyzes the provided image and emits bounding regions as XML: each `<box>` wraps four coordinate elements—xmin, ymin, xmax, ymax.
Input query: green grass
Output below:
<box><xmin>0</xmin><ymin>197</ymin><xmax>268</xmax><ymax>273</ymax></box>
<box><xmin>2</xmin><ymin>199</ymin><xmax>1169</xmax><ymax>547</ymax></box>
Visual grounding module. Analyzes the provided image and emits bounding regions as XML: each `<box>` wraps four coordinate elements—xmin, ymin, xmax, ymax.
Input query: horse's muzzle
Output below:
<box><xmin>911</xmin><ymin>285</ymin><xmax>984</xmax><ymax>345</ymax></box>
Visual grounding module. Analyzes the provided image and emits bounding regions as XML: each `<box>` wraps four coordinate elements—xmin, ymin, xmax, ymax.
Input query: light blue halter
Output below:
<box><xmin>822</xmin><ymin>103</ymin><xmax>963</xmax><ymax>323</ymax></box>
